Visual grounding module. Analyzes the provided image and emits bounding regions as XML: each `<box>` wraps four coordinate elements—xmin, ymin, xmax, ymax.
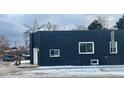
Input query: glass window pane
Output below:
<box><xmin>50</xmin><ymin>49</ymin><xmax>60</xmax><ymax>57</ymax></box>
<box><xmin>79</xmin><ymin>42</ymin><xmax>94</xmax><ymax>54</ymax></box>
<box><xmin>80</xmin><ymin>43</ymin><xmax>86</xmax><ymax>52</ymax></box>
<box><xmin>113</xmin><ymin>48</ymin><xmax>116</xmax><ymax>52</ymax></box>
<box><xmin>54</xmin><ymin>50</ymin><xmax>58</xmax><ymax>55</ymax></box>
<box><xmin>110</xmin><ymin>42</ymin><xmax>117</xmax><ymax>54</ymax></box>
<box><xmin>87</xmin><ymin>43</ymin><xmax>93</xmax><ymax>52</ymax></box>
<box><xmin>51</xmin><ymin>50</ymin><xmax>55</xmax><ymax>56</ymax></box>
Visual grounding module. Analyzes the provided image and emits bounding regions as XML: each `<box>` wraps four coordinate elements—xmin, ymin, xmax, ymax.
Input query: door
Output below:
<box><xmin>33</xmin><ymin>48</ymin><xmax>38</xmax><ymax>65</ymax></box>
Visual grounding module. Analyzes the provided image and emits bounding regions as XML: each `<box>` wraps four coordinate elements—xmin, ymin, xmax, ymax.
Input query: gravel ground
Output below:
<box><xmin>1</xmin><ymin>62</ymin><xmax>124</xmax><ymax>78</ymax></box>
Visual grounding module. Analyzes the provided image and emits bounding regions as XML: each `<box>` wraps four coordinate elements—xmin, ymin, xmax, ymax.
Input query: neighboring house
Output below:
<box><xmin>30</xmin><ymin>30</ymin><xmax>124</xmax><ymax>66</ymax></box>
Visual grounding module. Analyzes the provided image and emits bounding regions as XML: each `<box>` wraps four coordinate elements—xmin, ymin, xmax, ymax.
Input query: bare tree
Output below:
<box><xmin>110</xmin><ymin>26</ymin><xmax>118</xmax><ymax>30</ymax></box>
<box><xmin>96</xmin><ymin>16</ymin><xmax>109</xmax><ymax>29</ymax></box>
<box><xmin>24</xmin><ymin>19</ymin><xmax>45</xmax><ymax>33</ymax></box>
<box><xmin>18</xmin><ymin>46</ymin><xmax>28</xmax><ymax>54</ymax></box>
<box><xmin>23</xmin><ymin>30</ymin><xmax>30</xmax><ymax>48</ymax></box>
<box><xmin>0</xmin><ymin>35</ymin><xmax>10</xmax><ymax>52</ymax></box>
<box><xmin>24</xmin><ymin>20</ymin><xmax>58</xmax><ymax>33</ymax></box>
<box><xmin>23</xmin><ymin>19</ymin><xmax>44</xmax><ymax>51</ymax></box>
<box><xmin>23</xmin><ymin>20</ymin><xmax>58</xmax><ymax>53</ymax></box>
<box><xmin>43</xmin><ymin>21</ymin><xmax>58</xmax><ymax>31</ymax></box>
<box><xmin>73</xmin><ymin>25</ymin><xmax>87</xmax><ymax>30</ymax></box>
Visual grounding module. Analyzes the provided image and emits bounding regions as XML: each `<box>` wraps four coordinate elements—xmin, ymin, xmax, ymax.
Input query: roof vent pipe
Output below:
<box><xmin>111</xmin><ymin>31</ymin><xmax>115</xmax><ymax>42</ymax></box>
<box><xmin>111</xmin><ymin>31</ymin><xmax>115</xmax><ymax>49</ymax></box>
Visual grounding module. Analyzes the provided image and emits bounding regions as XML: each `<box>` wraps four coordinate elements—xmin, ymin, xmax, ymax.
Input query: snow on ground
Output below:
<box><xmin>2</xmin><ymin>65</ymin><xmax>124</xmax><ymax>78</ymax></box>
<box><xmin>12</xmin><ymin>60</ymin><xmax>30</xmax><ymax>64</ymax></box>
<box><xmin>21</xmin><ymin>60</ymin><xmax>30</xmax><ymax>64</ymax></box>
<box><xmin>2</xmin><ymin>61</ymin><xmax>124</xmax><ymax>78</ymax></box>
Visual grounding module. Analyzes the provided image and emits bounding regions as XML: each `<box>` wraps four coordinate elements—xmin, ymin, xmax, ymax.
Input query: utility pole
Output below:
<box><xmin>15</xmin><ymin>41</ymin><xmax>17</xmax><ymax>48</ymax></box>
<box><xmin>16</xmin><ymin>41</ymin><xmax>17</xmax><ymax>56</ymax></box>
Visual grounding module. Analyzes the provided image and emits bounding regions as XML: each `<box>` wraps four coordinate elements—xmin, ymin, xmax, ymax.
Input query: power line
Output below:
<box><xmin>10</xmin><ymin>40</ymin><xmax>25</xmax><ymax>47</ymax></box>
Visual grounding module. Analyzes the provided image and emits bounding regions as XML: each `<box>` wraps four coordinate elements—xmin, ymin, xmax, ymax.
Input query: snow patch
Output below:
<box><xmin>21</xmin><ymin>60</ymin><xmax>30</xmax><ymax>64</ymax></box>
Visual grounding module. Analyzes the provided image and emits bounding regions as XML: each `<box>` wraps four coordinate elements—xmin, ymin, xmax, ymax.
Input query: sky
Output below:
<box><xmin>0</xmin><ymin>14</ymin><xmax>123</xmax><ymax>47</ymax></box>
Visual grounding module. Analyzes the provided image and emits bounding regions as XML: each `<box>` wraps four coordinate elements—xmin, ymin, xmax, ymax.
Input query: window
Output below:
<box><xmin>49</xmin><ymin>49</ymin><xmax>60</xmax><ymax>57</ymax></box>
<box><xmin>79</xmin><ymin>42</ymin><xmax>94</xmax><ymax>54</ymax></box>
<box><xmin>91</xmin><ymin>59</ymin><xmax>99</xmax><ymax>65</ymax></box>
<box><xmin>110</xmin><ymin>41</ymin><xmax>118</xmax><ymax>54</ymax></box>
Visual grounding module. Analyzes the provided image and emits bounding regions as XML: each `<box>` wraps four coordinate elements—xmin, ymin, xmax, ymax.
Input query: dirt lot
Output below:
<box><xmin>0</xmin><ymin>61</ymin><xmax>37</xmax><ymax>77</ymax></box>
<box><xmin>1</xmin><ymin>61</ymin><xmax>124</xmax><ymax>78</ymax></box>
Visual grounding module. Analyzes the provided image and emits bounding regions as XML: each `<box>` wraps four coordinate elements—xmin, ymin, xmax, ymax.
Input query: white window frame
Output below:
<box><xmin>91</xmin><ymin>59</ymin><xmax>99</xmax><ymax>65</ymax></box>
<box><xmin>110</xmin><ymin>41</ymin><xmax>118</xmax><ymax>54</ymax></box>
<box><xmin>79</xmin><ymin>42</ymin><xmax>94</xmax><ymax>54</ymax></box>
<box><xmin>49</xmin><ymin>49</ymin><xmax>60</xmax><ymax>57</ymax></box>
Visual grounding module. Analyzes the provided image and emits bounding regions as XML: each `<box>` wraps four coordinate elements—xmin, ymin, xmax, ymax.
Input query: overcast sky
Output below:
<box><xmin>0</xmin><ymin>14</ymin><xmax>123</xmax><ymax>46</ymax></box>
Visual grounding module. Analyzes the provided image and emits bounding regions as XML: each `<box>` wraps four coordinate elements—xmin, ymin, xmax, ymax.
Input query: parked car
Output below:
<box><xmin>2</xmin><ymin>54</ymin><xmax>16</xmax><ymax>62</ymax></box>
<box><xmin>21</xmin><ymin>54</ymin><xmax>30</xmax><ymax>60</ymax></box>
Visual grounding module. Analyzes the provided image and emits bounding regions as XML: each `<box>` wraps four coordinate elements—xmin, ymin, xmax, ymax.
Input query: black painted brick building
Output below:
<box><xmin>30</xmin><ymin>30</ymin><xmax>124</xmax><ymax>66</ymax></box>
